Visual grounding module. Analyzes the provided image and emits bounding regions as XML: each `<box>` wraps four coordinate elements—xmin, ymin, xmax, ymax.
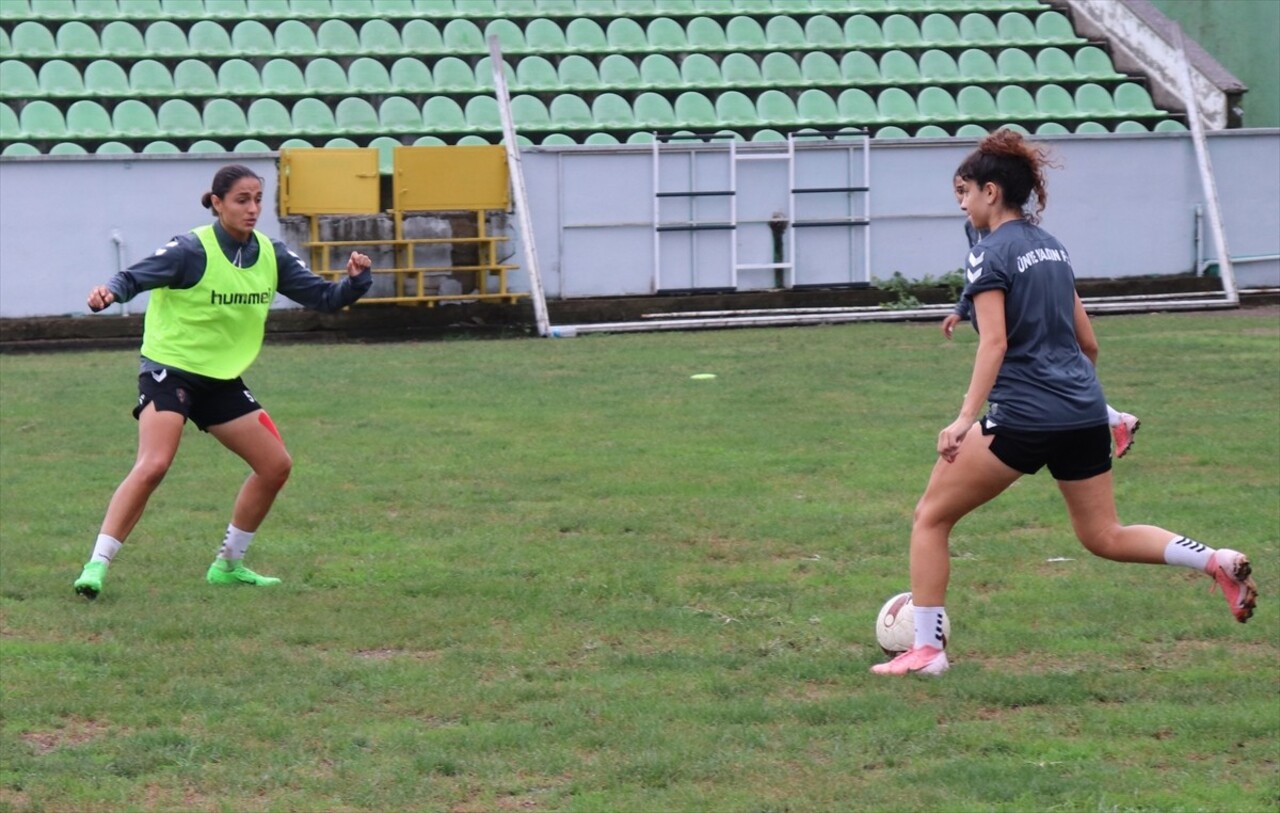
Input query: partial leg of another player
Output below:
<box><xmin>1106</xmin><ymin>405</ymin><xmax>1140</xmax><ymax>458</ymax></box>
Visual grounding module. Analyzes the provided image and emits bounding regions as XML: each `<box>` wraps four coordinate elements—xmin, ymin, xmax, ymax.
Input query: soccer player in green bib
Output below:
<box><xmin>74</xmin><ymin>164</ymin><xmax>373</xmax><ymax>599</ymax></box>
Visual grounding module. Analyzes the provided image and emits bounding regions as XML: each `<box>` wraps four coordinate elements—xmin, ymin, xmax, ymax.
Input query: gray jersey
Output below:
<box><xmin>951</xmin><ymin>222</ymin><xmax>988</xmax><ymax>320</ymax></box>
<box><xmin>961</xmin><ymin>219</ymin><xmax>1107</xmax><ymax>430</ymax></box>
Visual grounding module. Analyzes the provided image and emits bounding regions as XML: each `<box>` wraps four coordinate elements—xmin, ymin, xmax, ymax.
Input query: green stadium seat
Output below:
<box><xmin>432</xmin><ymin>57</ymin><xmax>477</xmax><ymax>91</ymax></box>
<box><xmin>751</xmin><ymin>129</ymin><xmax>786</xmax><ymax>143</ymax></box>
<box><xmin>877</xmin><ymin>87</ymin><xmax>918</xmax><ymax>123</ymax></box>
<box><xmin>348</xmin><ymin>57</ymin><xmax>392</xmax><ymax>93</ymax></box>
<box><xmin>918</xmin><ymin>86</ymin><xmax>958</xmax><ymax>120</ymax></box>
<box><xmin>38</xmin><ymin>60</ymin><xmax>85</xmax><ymax>97</ymax></box>
<box><xmin>510</xmin><ymin>94</ymin><xmax>551</xmax><ymax>129</ymax></box>
<box><xmin>1075</xmin><ymin>121</ymin><xmax>1107</xmax><ymax>134</ymax></box>
<box><xmin>464</xmin><ymin>94</ymin><xmax>501</xmax><ymax>129</ymax></box>
<box><xmin>919</xmin><ymin>50</ymin><xmax>959</xmax><ymax>82</ymax></box>
<box><xmin>874</xmin><ymin>126</ymin><xmax>909</xmax><ymax>139</ymax></box>
<box><xmin>401</xmin><ymin>19</ymin><xmax>444</xmax><ymax>52</ymax></box>
<box><xmin>578</xmin><ymin>0</ymin><xmax>617</xmax><ymax>15</ymax></box>
<box><xmin>188</xmin><ymin>139</ymin><xmax>228</xmax><ymax>153</ymax></box>
<box><xmin>203</xmin><ymin>97</ymin><xmax>249</xmax><ymax>136</ymax></box>
<box><xmin>204</xmin><ymin>0</ymin><xmax>248</xmax><ymax>18</ymax></box>
<box><xmin>713</xmin><ymin>90</ymin><xmax>756</xmax><ymax>126</ymax></box>
<box><xmin>805</xmin><ymin>14</ymin><xmax>844</xmax><ymax>48</ymax></box>
<box><xmin>797</xmin><ymin>88</ymin><xmax>837</xmax><ymax>125</ymax></box>
<box><xmin>278</xmin><ymin>137</ymin><xmax>313</xmax><ymax>149</ymax></box>
<box><xmin>996</xmin><ymin>47</ymin><xmax>1037</xmax><ymax>81</ymax></box>
<box><xmin>844</xmin><ymin>14</ymin><xmax>883</xmax><ymax>48</ymax></box>
<box><xmin>174</xmin><ymin>59</ymin><xmax>218</xmax><ymax>95</ymax></box>
<box><xmin>484</xmin><ymin>18</ymin><xmax>525</xmax><ymax>52</ymax></box>
<box><xmin>957</xmin><ymin>85</ymin><xmax>997</xmax><ymax>120</ymax></box>
<box><xmin>764</xmin><ymin>16</ymin><xmax>806</xmax><ymax>49</ymax></box>
<box><xmin>231</xmin><ymin>20</ymin><xmax>275</xmax><ymax>55</ymax></box>
<box><xmin>1154</xmin><ymin>119</ymin><xmax>1186</xmax><ymax>132</ymax></box>
<box><xmin>756</xmin><ymin>89</ymin><xmax>799</xmax><ymax>126</ymax></box>
<box><xmin>674</xmin><ymin>91</ymin><xmax>717</xmax><ymax>129</ymax></box>
<box><xmin>1034</xmin><ymin>121</ymin><xmax>1070</xmax><ymax>135</ymax></box>
<box><xmin>681</xmin><ymin>53</ymin><xmax>721</xmax><ymax>87</ymax></box>
<box><xmin>915</xmin><ymin>125</ymin><xmax>949</xmax><ymax>138</ymax></box>
<box><xmin>143</xmin><ymin>21</ymin><xmax>189</xmax><ymax>57</ymax></box>
<box><xmin>423</xmin><ymin>96</ymin><xmax>467</xmax><ymax>132</ymax></box>
<box><xmin>654</xmin><ymin>0</ymin><xmax>695</xmax><ymax>12</ymax></box>
<box><xmin>304</xmin><ymin>58</ymin><xmax>348</xmax><ymax>93</ymax></box>
<box><xmin>413</xmin><ymin>135</ymin><xmax>446</xmax><ymax>146</ymax></box>
<box><xmin>318</xmin><ymin>20</ymin><xmax>361</xmax><ymax>54</ymax></box>
<box><xmin>130</xmin><ymin>60</ymin><xmax>174</xmax><ymax>95</ymax></box>
<box><xmin>1035</xmin><ymin>84</ymin><xmax>1075</xmax><ymax>118</ymax></box>
<box><xmin>442</xmin><ymin>18</ymin><xmax>486</xmax><ymax>52</ymax></box>
<box><xmin>1074</xmin><ymin>82</ymin><xmax>1114</xmax><ymax>117</ymax></box>
<box><xmin>840</xmin><ymin>51</ymin><xmax>878</xmax><ymax>84</ymax></box>
<box><xmin>101</xmin><ymin>21</ymin><xmax>147</xmax><ymax>56</ymax></box>
<box><xmin>358</xmin><ymin>19</ymin><xmax>401</xmax><ymax>54</ymax></box>
<box><xmin>879</xmin><ymin>50</ymin><xmax>919</xmax><ymax>84</ymax></box>
<box><xmin>92</xmin><ymin>141</ymin><xmax>133</xmax><ymax>154</ymax></box>
<box><xmin>61</xmin><ymin>100</ymin><xmax>106</xmax><ymax>138</ymax></box>
<box><xmin>728</xmin><ymin>0</ymin><xmax>770</xmax><ymax>9</ymax></box>
<box><xmin>290</xmin><ymin>97</ymin><xmax>336</xmax><ymax>135</ymax></box>
<box><xmin>996</xmin><ymin>12</ymin><xmax>1037</xmax><ymax>45</ymax></box>
<box><xmin>687</xmin><ymin>16</ymin><xmax>726</xmax><ymax>50</ymax></box>
<box><xmin>247</xmin><ymin>0</ymin><xmax>291</xmax><ymax>16</ymax></box>
<box><xmin>550</xmin><ymin>93</ymin><xmax>593</xmax><ymax>129</ymax></box>
<box><xmin>958</xmin><ymin>48</ymin><xmax>999</xmax><ymax>81</ymax></box>
<box><xmin>626</xmin><ymin>131</ymin><xmax>655</xmax><ymax>144</ymax></box>
<box><xmin>1035</xmin><ymin>47</ymin><xmax>1076</xmax><ymax>81</ymax></box>
<box><xmin>599</xmin><ymin>54</ymin><xmax>642</xmax><ymax>88</ymax></box>
<box><xmin>1074</xmin><ymin>46</ymin><xmax>1122</xmax><ymax>79</ymax></box>
<box><xmin>771</xmin><ymin>0</ymin><xmax>812</xmax><ymax>12</ymax></box>
<box><xmin>515</xmin><ymin>55</ymin><xmax>557</xmax><ymax>90</ymax></box>
<box><xmin>1114</xmin><ymin>82</ymin><xmax>1159</xmax><ymax>115</ymax></box>
<box><xmin>958</xmin><ymin>13</ymin><xmax>999</xmax><ymax>44</ymax></box>
<box><xmin>2</xmin><ymin>142</ymin><xmax>41</xmax><ymax>156</ymax></box>
<box><xmin>584</xmin><ymin>132</ymin><xmax>619</xmax><ymax>145</ymax></box>
<box><xmin>84</xmin><ymin>60</ymin><xmax>130</xmax><ymax>97</ymax></box>
<box><xmin>447</xmin><ymin>0</ymin><xmax>491</xmax><ymax>15</ymax></box>
<box><xmin>390</xmin><ymin>58</ymin><xmax>433</xmax><ymax>93</ymax></box>
<box><xmin>0</xmin><ymin>103</ymin><xmax>21</xmax><ymax>141</ymax></box>
<box><xmin>567</xmin><ymin>18</ymin><xmax>608</xmax><ymax>51</ymax></box>
<box><xmin>920</xmin><ymin>13</ymin><xmax>961</xmax><ymax>46</ymax></box>
<box><xmin>606</xmin><ymin>18</ymin><xmax>648</xmax><ymax>52</ymax></box>
<box><xmin>335</xmin><ymin>97</ymin><xmax>379</xmax><ymax>133</ymax></box>
<box><xmin>557</xmin><ymin>54</ymin><xmax>601</xmax><ymax>89</ymax></box>
<box><xmin>798</xmin><ymin>52</ymin><xmax>839</xmax><ymax>86</ymax></box>
<box><xmin>27</xmin><ymin>0</ymin><xmax>74</xmax><ymax>19</ymax></box>
<box><xmin>218</xmin><ymin>59</ymin><xmax>262</xmax><ymax>95</ymax></box>
<box><xmin>640</xmin><ymin>54</ymin><xmax>681</xmax><ymax>87</ymax></box>
<box><xmin>1</xmin><ymin>61</ymin><xmax>40</xmax><ymax>98</ymax></box>
<box><xmin>541</xmin><ymin>133</ymin><xmax>574</xmax><ymax>146</ymax></box>
<box><xmin>1114</xmin><ymin>120</ymin><xmax>1147</xmax><ymax>133</ymax></box>
<box><xmin>1036</xmin><ymin>10</ymin><xmax>1082</xmax><ymax>44</ymax></box>
<box><xmin>761</xmin><ymin>52</ymin><xmax>802</xmax><ymax>87</ymax></box>
<box><xmin>51</xmin><ymin>141</ymin><xmax>89</xmax><ymax>155</ymax></box>
<box><xmin>996</xmin><ymin>85</ymin><xmax>1036</xmax><ymax>119</ymax></box>
<box><xmin>379</xmin><ymin>95</ymin><xmax>422</xmax><ymax>133</ymax></box>
<box><xmin>591</xmin><ymin>92</ymin><xmax>635</xmax><ymax>127</ymax></box>
<box><xmin>157</xmin><ymin>98</ymin><xmax>203</xmax><ymax>136</ymax></box>
<box><xmin>647</xmin><ymin>17</ymin><xmax>687</xmax><ymax>50</ymax></box>
<box><xmin>188</xmin><ymin>20</ymin><xmax>233</xmax><ymax>55</ymax></box>
<box><xmin>55</xmin><ymin>21</ymin><xmax>102</xmax><ymax>57</ymax></box>
<box><xmin>633</xmin><ymin>91</ymin><xmax>675</xmax><ymax>127</ymax></box>
<box><xmin>526</xmin><ymin>18</ymin><xmax>567</xmax><ymax>51</ymax></box>
<box><xmin>161</xmin><ymin>0</ymin><xmax>206</xmax><ymax>18</ymax></box>
<box><xmin>270</xmin><ymin>19</ymin><xmax>316</xmax><ymax>54</ymax></box>
<box><xmin>474</xmin><ymin>56</ymin><xmax>515</xmax><ymax>90</ymax></box>
<box><xmin>725</xmin><ymin>16</ymin><xmax>766</xmax><ymax>50</ymax></box>
<box><xmin>232</xmin><ymin>138</ymin><xmax>272</xmax><ymax>152</ymax></box>
<box><xmin>261</xmin><ymin>58</ymin><xmax>307</xmax><ymax>95</ymax></box>
<box><xmin>248</xmin><ymin>97</ymin><xmax>293</xmax><ymax>135</ymax></box>
<box><xmin>114</xmin><ymin>98</ymin><xmax>161</xmax><ymax>137</ymax></box>
<box><xmin>11</xmin><ymin>22</ymin><xmax>58</xmax><ymax>58</ymax></box>
<box><xmin>838</xmin><ymin>88</ymin><xmax>878</xmax><ymax>126</ymax></box>
<box><xmin>881</xmin><ymin>14</ymin><xmax>922</xmax><ymax>48</ymax></box>
<box><xmin>536</xmin><ymin>0</ymin><xmax>576</xmax><ymax>14</ymax></box>
<box><xmin>332</xmin><ymin>0</ymin><xmax>376</xmax><ymax>17</ymax></box>
<box><xmin>369</xmin><ymin>135</ymin><xmax>400</xmax><ymax>174</ymax></box>
<box><xmin>719</xmin><ymin>52</ymin><xmax>760</xmax><ymax>87</ymax></box>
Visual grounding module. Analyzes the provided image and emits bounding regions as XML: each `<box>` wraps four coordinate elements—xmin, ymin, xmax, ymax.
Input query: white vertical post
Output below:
<box><xmin>1173</xmin><ymin>25</ymin><xmax>1237</xmax><ymax>303</ymax></box>
<box><xmin>487</xmin><ymin>36</ymin><xmax>551</xmax><ymax>336</ymax></box>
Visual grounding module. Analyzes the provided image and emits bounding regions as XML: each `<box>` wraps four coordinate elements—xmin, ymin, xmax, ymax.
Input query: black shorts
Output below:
<box><xmin>980</xmin><ymin>417</ymin><xmax>1112</xmax><ymax>481</ymax></box>
<box><xmin>133</xmin><ymin>367</ymin><xmax>263</xmax><ymax>432</ymax></box>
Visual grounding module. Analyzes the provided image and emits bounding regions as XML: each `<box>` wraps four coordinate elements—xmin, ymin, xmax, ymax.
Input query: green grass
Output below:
<box><xmin>2</xmin><ymin>313</ymin><xmax>1277</xmax><ymax>812</ymax></box>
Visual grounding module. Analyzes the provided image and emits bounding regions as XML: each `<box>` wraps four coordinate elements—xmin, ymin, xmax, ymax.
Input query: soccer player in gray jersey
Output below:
<box><xmin>872</xmin><ymin>131</ymin><xmax>1257</xmax><ymax>676</ymax></box>
<box><xmin>940</xmin><ymin>175</ymin><xmax>1141</xmax><ymax>456</ymax></box>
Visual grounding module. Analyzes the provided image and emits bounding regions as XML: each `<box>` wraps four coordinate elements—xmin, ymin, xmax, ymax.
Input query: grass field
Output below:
<box><xmin>1</xmin><ymin>312</ymin><xmax>1277</xmax><ymax>813</ymax></box>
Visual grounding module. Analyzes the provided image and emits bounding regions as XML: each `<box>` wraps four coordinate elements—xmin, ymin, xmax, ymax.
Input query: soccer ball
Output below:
<box><xmin>875</xmin><ymin>592</ymin><xmax>950</xmax><ymax>655</ymax></box>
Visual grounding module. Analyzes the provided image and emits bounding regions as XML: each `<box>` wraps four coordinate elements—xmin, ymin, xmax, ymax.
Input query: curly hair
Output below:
<box><xmin>954</xmin><ymin>129</ymin><xmax>1054</xmax><ymax>224</ymax></box>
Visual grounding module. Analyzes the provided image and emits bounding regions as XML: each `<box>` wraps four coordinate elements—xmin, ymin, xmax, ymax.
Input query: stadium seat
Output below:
<box><xmin>27</xmin><ymin>0</ymin><xmax>74</xmax><ymax>19</ymax></box>
<box><xmin>1075</xmin><ymin>46</ymin><xmax>1122</xmax><ymax>79</ymax></box>
<box><xmin>515</xmin><ymin>55</ymin><xmax>557</xmax><ymax>90</ymax></box>
<box><xmin>246</xmin><ymin>0</ymin><xmax>291</xmax><ymax>16</ymax></box>
<box><xmin>188</xmin><ymin>20</ymin><xmax>233</xmax><ymax>55</ymax></box>
<box><xmin>202</xmin><ymin>97</ymin><xmax>249</xmax><ymax>136</ymax></box>
<box><xmin>1035</xmin><ymin>84</ymin><xmax>1075</xmax><ymax>118</ymax></box>
<box><xmin>919</xmin><ymin>50</ymin><xmax>959</xmax><ymax>83</ymax></box>
<box><xmin>751</xmin><ymin>129</ymin><xmax>786</xmax><ymax>143</ymax></box>
<box><xmin>1</xmin><ymin>61</ymin><xmax>40</xmax><ymax>98</ymax></box>
<box><xmin>11</xmin><ymin>22</ymin><xmax>58</xmax><ymax>58</ymax></box>
<box><xmin>348</xmin><ymin>57</ymin><xmax>392</xmax><ymax>93</ymax></box>
<box><xmin>687</xmin><ymin>16</ymin><xmax>727</xmax><ymax>50</ymax></box>
<box><xmin>160</xmin><ymin>0</ymin><xmax>206</xmax><ymax>18</ymax></box>
<box><xmin>957</xmin><ymin>85</ymin><xmax>998</xmax><ymax>120</ymax></box>
<box><xmin>525</xmin><ymin>18</ymin><xmax>567</xmax><ymax>51</ymax></box>
<box><xmin>360</xmin><ymin>18</ymin><xmax>402</xmax><ymax>54</ymax></box>
<box><xmin>401</xmin><ymin>19</ymin><xmax>444</xmax><ymax>52</ymax></box>
<box><xmin>333</xmin><ymin>0</ymin><xmax>377</xmax><ymax>16</ymax></box>
<box><xmin>578</xmin><ymin>0</ymin><xmax>617</xmax><ymax>15</ymax></box>
<box><xmin>0</xmin><ymin>103</ymin><xmax>21</xmax><ymax>141</ymax></box>
<box><xmin>880</xmin><ymin>50</ymin><xmax>920</xmax><ymax>84</ymax></box>
<box><xmin>413</xmin><ymin>135</ymin><xmax>446</xmax><ymax>146</ymax></box>
<box><xmin>681</xmin><ymin>52</ymin><xmax>721</xmax><ymax>87</ymax></box>
<box><xmin>1115</xmin><ymin>82</ymin><xmax>1159</xmax><ymax>115</ymax></box>
<box><xmin>805</xmin><ymin>14</ymin><xmax>844</xmax><ymax>48</ymax></box>
<box><xmin>915</xmin><ymin>125</ymin><xmax>949</xmax><ymax>138</ymax></box>
<box><xmin>1035</xmin><ymin>47</ymin><xmax>1076</xmax><ymax>81</ymax></box>
<box><xmin>119</xmin><ymin>0</ymin><xmax>165</xmax><ymax>18</ymax></box>
<box><xmin>83</xmin><ymin>60</ymin><xmax>130</xmax><ymax>97</ymax></box>
<box><xmin>606</xmin><ymin>18</ymin><xmax>648</xmax><ymax>52</ymax></box>
<box><xmin>1075</xmin><ymin>121</ymin><xmax>1107</xmax><ymax>134</ymax></box>
<box><xmin>432</xmin><ymin>57</ymin><xmax>477</xmax><ymax>91</ymax></box>
<box><xmin>204</xmin><ymin>0</ymin><xmax>247</xmax><ymax>18</ymax></box>
<box><xmin>38</xmin><ymin>60</ymin><xmax>85</xmax><ymax>97</ymax></box>
<box><xmin>713</xmin><ymin>90</ymin><xmax>756</xmax><ymax>127</ymax></box>
<box><xmin>541</xmin><ymin>133</ymin><xmax>574</xmax><ymax>146</ymax></box>
<box><xmin>1074</xmin><ymin>82</ymin><xmax>1115</xmax><ymax>117</ymax></box>
<box><xmin>157</xmin><ymin>98</ymin><xmax>203</xmax><ymax>137</ymax></box>
<box><xmin>920</xmin><ymin>13</ymin><xmax>961</xmax><ymax>46</ymax></box>
<box><xmin>755</xmin><ymin>89</ymin><xmax>798</xmax><ymax>127</ymax></box>
<box><xmin>958</xmin><ymin>13</ymin><xmax>999</xmax><ymax>44</ymax></box>
<box><xmin>844</xmin><ymin>14</ymin><xmax>883</xmax><ymax>48</ymax></box>
<box><xmin>51</xmin><ymin>141</ymin><xmax>89</xmax><ymax>155</ymax></box>
<box><xmin>1034</xmin><ymin>121</ymin><xmax>1070</xmax><ymax>135</ymax></box>
<box><xmin>722</xmin><ymin>52</ymin><xmax>763</xmax><ymax>87</ymax></box>
<box><xmin>464</xmin><ymin>94</ymin><xmax>501</xmax><ymax>129</ymax></box>
<box><xmin>379</xmin><ymin>95</ymin><xmax>422</xmax><ymax>133</ymax></box>
<box><xmin>797</xmin><ymin>88</ymin><xmax>837</xmax><ymax>125</ymax></box>
<box><xmin>510</xmin><ymin>94</ymin><xmax>551</xmax><ymax>129</ymax></box>
<box><xmin>274</xmin><ymin>19</ymin><xmax>319</xmax><ymax>54</ymax></box>
<box><xmin>640</xmin><ymin>54</ymin><xmax>681</xmax><ymax>87</ymax></box>
<box><xmin>218</xmin><ymin>59</ymin><xmax>262</xmax><ymax>95</ymax></box>
<box><xmin>56</xmin><ymin>21</ymin><xmax>102</xmax><ymax>57</ymax></box>
<box><xmin>626</xmin><ymin>131</ymin><xmax>655</xmax><ymax>145</ymax></box>
<box><xmin>764</xmin><ymin>16</ymin><xmax>806</xmax><ymax>49</ymax></box>
<box><xmin>369</xmin><ymin>135</ymin><xmax>401</xmax><ymax>174</ymax></box>
<box><xmin>1154</xmin><ymin>119</ymin><xmax>1187</xmax><ymax>132</ymax></box>
<box><xmin>996</xmin><ymin>12</ymin><xmax>1037</xmax><ymax>45</ymax></box>
<box><xmin>231</xmin><ymin>20</ymin><xmax>275</xmax><ymax>55</ymax></box>
<box><xmin>335</xmin><ymin>97</ymin><xmax>379</xmax><ymax>133</ymax></box>
<box><xmin>114</xmin><ymin>98</ymin><xmax>161</xmax><ymax>138</ymax></box>
<box><xmin>958</xmin><ymin>48</ymin><xmax>999</xmax><ymax>81</ymax></box>
<box><xmin>188</xmin><ymin>139</ymin><xmax>228</xmax><ymax>153</ymax></box>
<box><xmin>918</xmin><ymin>87</ymin><xmax>958</xmax><ymax>121</ymax></box>
<box><xmin>143</xmin><ymin>21</ymin><xmax>189</xmax><ymax>57</ymax></box>
<box><xmin>318</xmin><ymin>20</ymin><xmax>361</xmax><ymax>55</ymax></box>
<box><xmin>566</xmin><ymin>18</ymin><xmax>609</xmax><ymax>51</ymax></box>
<box><xmin>557</xmin><ymin>54</ymin><xmax>601</xmax><ymax>89</ymax></box>
<box><xmin>290</xmin><ymin>97</ymin><xmax>336</xmax><ymax>135</ymax></box>
<box><xmin>550</xmin><ymin>94</ymin><xmax>594</xmax><ymax>129</ymax></box>
<box><xmin>248</xmin><ymin>97</ymin><xmax>293</xmax><ymax>135</ymax></box>
<box><xmin>1114</xmin><ymin>120</ymin><xmax>1148</xmax><ymax>133</ymax></box>
<box><xmin>390</xmin><ymin>58</ymin><xmax>433</xmax><ymax>93</ymax></box>
<box><xmin>174</xmin><ymin>60</ymin><xmax>218</xmax><ymax>96</ymax></box>
<box><xmin>841</xmin><ymin>51</ymin><xmax>879</xmax><ymax>84</ymax></box>
<box><xmin>761</xmin><ymin>52</ymin><xmax>802</xmax><ymax>87</ymax></box>
<box><xmin>1036</xmin><ymin>10</ymin><xmax>1082</xmax><ymax>44</ymax></box>
<box><xmin>881</xmin><ymin>14</ymin><xmax>922</xmax><ymax>48</ymax></box>
<box><xmin>536</xmin><ymin>0</ymin><xmax>576</xmax><ymax>13</ymax></box>
<box><xmin>725</xmin><ymin>16</ymin><xmax>766</xmax><ymax>50</ymax></box>
<box><xmin>647</xmin><ymin>17</ymin><xmax>687</xmax><ymax>50</ymax></box>
<box><xmin>591</xmin><ymin>92</ymin><xmax>636</xmax><ymax>128</ymax></box>
<box><xmin>654</xmin><ymin>0</ymin><xmax>695</xmax><ymax>12</ymax></box>
<box><xmin>633</xmin><ymin>91</ymin><xmax>676</xmax><ymax>127</ymax></box>
<box><xmin>233</xmin><ymin>138</ymin><xmax>272</xmax><ymax>152</ymax></box>
<box><xmin>61</xmin><ymin>100</ymin><xmax>106</xmax><ymax>138</ymax></box>
<box><xmin>484</xmin><ymin>18</ymin><xmax>525</xmax><ymax>52</ymax></box>
<box><xmin>584</xmin><ymin>132</ymin><xmax>619</xmax><ymax>145</ymax></box>
<box><xmin>262</xmin><ymin>59</ymin><xmax>307</xmax><ymax>96</ymax></box>
<box><xmin>2</xmin><ymin>142</ymin><xmax>41</xmax><ymax>157</ymax></box>
<box><xmin>599</xmin><ymin>54</ymin><xmax>642</xmax><ymax>89</ymax></box>
<box><xmin>304</xmin><ymin>58</ymin><xmax>349</xmax><ymax>93</ymax></box>
<box><xmin>130</xmin><ymin>60</ymin><xmax>174</xmax><ymax>95</ymax></box>
<box><xmin>422</xmin><ymin>96</ymin><xmax>467</xmax><ymax>132</ymax></box>
<box><xmin>472</xmin><ymin>56</ymin><xmax>512</xmax><ymax>90</ymax></box>
<box><xmin>877</xmin><ymin>87</ymin><xmax>919</xmax><ymax>123</ymax></box>
<box><xmin>838</xmin><ymin>88</ymin><xmax>879</xmax><ymax>125</ymax></box>
<box><xmin>996</xmin><ymin>85</ymin><xmax>1037</xmax><ymax>119</ymax></box>
<box><xmin>956</xmin><ymin>124</ymin><xmax>990</xmax><ymax>139</ymax></box>
<box><xmin>277</xmin><ymin>137</ymin><xmax>313</xmax><ymax>149</ymax></box>
<box><xmin>93</xmin><ymin>141</ymin><xmax>134</xmax><ymax>154</ymax></box>
<box><xmin>874</xmin><ymin>126</ymin><xmax>909</xmax><ymax>139</ymax></box>
<box><xmin>673</xmin><ymin>91</ymin><xmax>718</xmax><ymax>129</ymax></box>
<box><xmin>800</xmin><ymin>52</ymin><xmax>841</xmax><ymax>86</ymax></box>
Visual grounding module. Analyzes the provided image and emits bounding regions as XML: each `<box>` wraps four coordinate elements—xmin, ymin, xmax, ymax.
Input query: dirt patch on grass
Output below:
<box><xmin>354</xmin><ymin>647</ymin><xmax>444</xmax><ymax>661</ymax></box>
<box><xmin>19</xmin><ymin>717</ymin><xmax>112</xmax><ymax>755</ymax></box>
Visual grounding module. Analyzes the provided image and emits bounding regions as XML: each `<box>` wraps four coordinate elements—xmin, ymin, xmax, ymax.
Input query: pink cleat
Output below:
<box><xmin>1205</xmin><ymin>549</ymin><xmax>1258</xmax><ymax>623</ymax></box>
<box><xmin>1112</xmin><ymin>413</ymin><xmax>1140</xmax><ymax>458</ymax></box>
<box><xmin>870</xmin><ymin>645</ymin><xmax>949</xmax><ymax>676</ymax></box>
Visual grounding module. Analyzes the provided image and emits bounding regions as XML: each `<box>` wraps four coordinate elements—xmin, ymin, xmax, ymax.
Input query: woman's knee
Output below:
<box><xmin>129</xmin><ymin>456</ymin><xmax>173</xmax><ymax>490</ymax></box>
<box><xmin>257</xmin><ymin>451</ymin><xmax>293</xmax><ymax>490</ymax></box>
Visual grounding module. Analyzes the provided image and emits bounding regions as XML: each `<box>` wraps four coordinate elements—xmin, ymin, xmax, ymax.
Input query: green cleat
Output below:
<box><xmin>206</xmin><ymin>560</ymin><xmax>281</xmax><ymax>587</ymax></box>
<box><xmin>74</xmin><ymin>561</ymin><xmax>107</xmax><ymax>600</ymax></box>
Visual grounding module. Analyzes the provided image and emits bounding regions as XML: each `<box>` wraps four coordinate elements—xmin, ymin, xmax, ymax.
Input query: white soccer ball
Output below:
<box><xmin>875</xmin><ymin>592</ymin><xmax>950</xmax><ymax>655</ymax></box>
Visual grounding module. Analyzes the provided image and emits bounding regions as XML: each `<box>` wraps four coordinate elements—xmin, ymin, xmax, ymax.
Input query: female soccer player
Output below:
<box><xmin>872</xmin><ymin>132</ymin><xmax>1257</xmax><ymax>675</ymax></box>
<box><xmin>73</xmin><ymin>164</ymin><xmax>373</xmax><ymax>599</ymax></box>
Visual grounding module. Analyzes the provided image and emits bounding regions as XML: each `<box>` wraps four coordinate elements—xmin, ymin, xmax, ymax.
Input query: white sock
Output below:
<box><xmin>217</xmin><ymin>524</ymin><xmax>255</xmax><ymax>562</ymax></box>
<box><xmin>1163</xmin><ymin>536</ymin><xmax>1214</xmax><ymax>571</ymax></box>
<box><xmin>1106</xmin><ymin>404</ymin><xmax>1121</xmax><ymax>426</ymax></box>
<box><xmin>913</xmin><ymin>606</ymin><xmax>947</xmax><ymax>649</ymax></box>
<box><xmin>90</xmin><ymin>534</ymin><xmax>122</xmax><ymax>566</ymax></box>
